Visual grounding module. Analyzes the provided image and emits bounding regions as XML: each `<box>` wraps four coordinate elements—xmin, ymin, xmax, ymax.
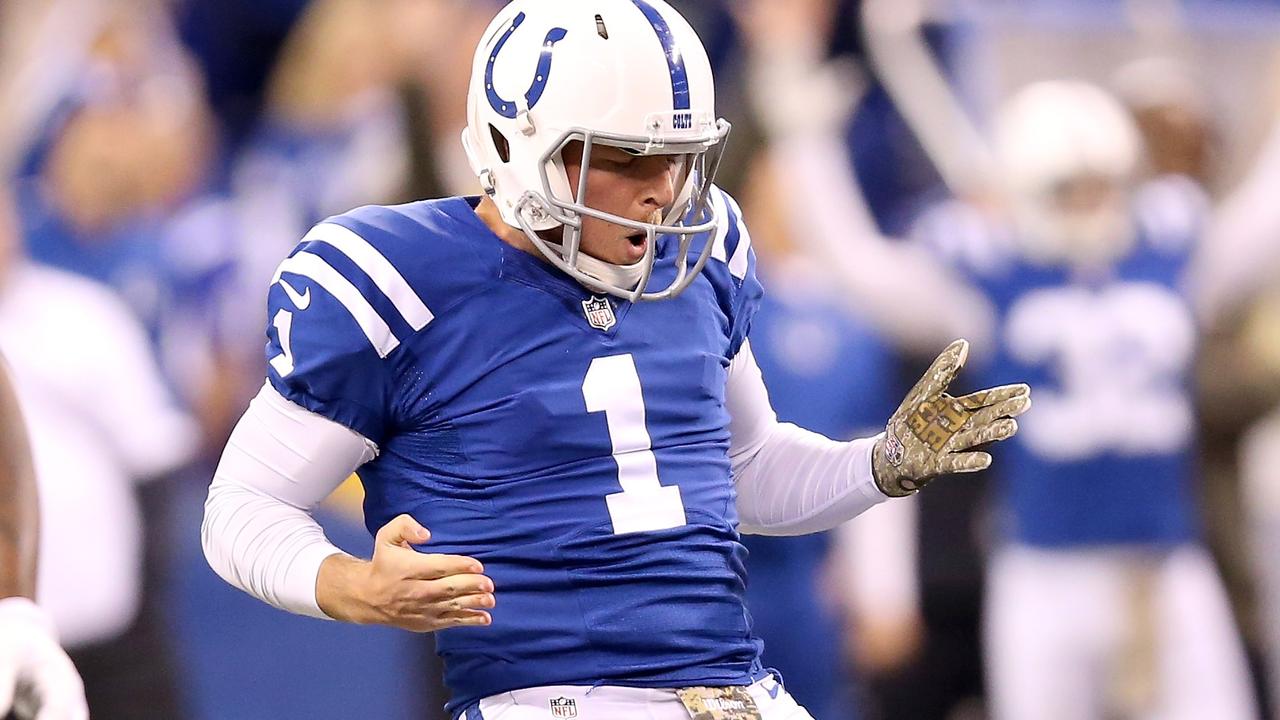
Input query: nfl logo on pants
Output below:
<box><xmin>549</xmin><ymin>697</ymin><xmax>578</xmax><ymax>718</ymax></box>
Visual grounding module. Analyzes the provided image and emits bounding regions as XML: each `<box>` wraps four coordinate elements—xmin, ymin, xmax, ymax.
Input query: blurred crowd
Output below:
<box><xmin>5</xmin><ymin>0</ymin><xmax>1280</xmax><ymax>718</ymax></box>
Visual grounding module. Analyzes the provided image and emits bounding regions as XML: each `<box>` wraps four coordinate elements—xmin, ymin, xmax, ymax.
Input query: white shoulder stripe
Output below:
<box><xmin>274</xmin><ymin>251</ymin><xmax>399</xmax><ymax>358</ymax></box>
<box><xmin>302</xmin><ymin>223</ymin><xmax>434</xmax><ymax>331</ymax></box>
<box><xmin>723</xmin><ymin>193</ymin><xmax>753</xmax><ymax>280</ymax></box>
<box><xmin>710</xmin><ymin>190</ymin><xmax>730</xmax><ymax>263</ymax></box>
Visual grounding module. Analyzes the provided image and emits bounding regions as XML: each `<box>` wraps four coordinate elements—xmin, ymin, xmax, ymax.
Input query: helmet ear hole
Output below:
<box><xmin>490</xmin><ymin>125</ymin><xmax>511</xmax><ymax>163</ymax></box>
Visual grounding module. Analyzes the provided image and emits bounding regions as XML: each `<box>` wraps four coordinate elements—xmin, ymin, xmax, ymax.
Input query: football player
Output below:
<box><xmin>909</xmin><ymin>80</ymin><xmax>1256</xmax><ymax>720</ymax></box>
<box><xmin>0</xmin><ymin>352</ymin><xmax>88</xmax><ymax>720</ymax></box>
<box><xmin>201</xmin><ymin>1</ymin><xmax>1029</xmax><ymax>718</ymax></box>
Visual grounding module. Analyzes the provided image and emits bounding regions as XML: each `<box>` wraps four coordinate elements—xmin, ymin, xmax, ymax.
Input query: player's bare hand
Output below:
<box><xmin>872</xmin><ymin>339</ymin><xmax>1031</xmax><ymax>496</ymax></box>
<box><xmin>317</xmin><ymin>514</ymin><xmax>494</xmax><ymax>632</ymax></box>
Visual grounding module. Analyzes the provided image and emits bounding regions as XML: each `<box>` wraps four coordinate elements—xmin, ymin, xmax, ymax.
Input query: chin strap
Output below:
<box><xmin>574</xmin><ymin>252</ymin><xmax>647</xmax><ymax>295</ymax></box>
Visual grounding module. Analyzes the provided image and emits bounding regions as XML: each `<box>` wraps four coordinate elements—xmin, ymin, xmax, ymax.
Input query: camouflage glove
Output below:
<box><xmin>873</xmin><ymin>339</ymin><xmax>1031</xmax><ymax>497</ymax></box>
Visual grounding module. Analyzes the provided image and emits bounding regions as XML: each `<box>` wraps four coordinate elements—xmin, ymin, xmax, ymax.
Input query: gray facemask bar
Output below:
<box><xmin>514</xmin><ymin>119</ymin><xmax>732</xmax><ymax>302</ymax></box>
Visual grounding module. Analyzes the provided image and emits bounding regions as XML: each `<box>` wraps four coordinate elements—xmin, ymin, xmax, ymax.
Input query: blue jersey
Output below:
<box><xmin>916</xmin><ymin>177</ymin><xmax>1205</xmax><ymax>548</ymax></box>
<box><xmin>263</xmin><ymin>190</ymin><xmax>765</xmax><ymax>712</ymax></box>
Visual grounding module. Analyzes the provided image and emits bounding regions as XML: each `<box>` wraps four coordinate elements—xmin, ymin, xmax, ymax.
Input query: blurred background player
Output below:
<box><xmin>920</xmin><ymin>79</ymin><xmax>1255</xmax><ymax>720</ymax></box>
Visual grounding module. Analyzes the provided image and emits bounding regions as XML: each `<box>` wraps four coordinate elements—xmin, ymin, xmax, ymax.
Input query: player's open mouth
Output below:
<box><xmin>624</xmin><ymin>231</ymin><xmax>649</xmax><ymax>257</ymax></box>
<box><xmin>619</xmin><ymin>231</ymin><xmax>648</xmax><ymax>262</ymax></box>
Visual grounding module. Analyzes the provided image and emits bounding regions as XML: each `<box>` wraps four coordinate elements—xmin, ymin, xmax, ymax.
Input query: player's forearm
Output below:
<box><xmin>734</xmin><ymin>425</ymin><xmax>885</xmax><ymax>536</ymax></box>
<box><xmin>201</xmin><ymin>478</ymin><xmax>343</xmax><ymax>618</ymax></box>
<box><xmin>724</xmin><ymin>340</ymin><xmax>888</xmax><ymax>535</ymax></box>
<box><xmin>0</xmin><ymin>359</ymin><xmax>37</xmax><ymax>599</ymax></box>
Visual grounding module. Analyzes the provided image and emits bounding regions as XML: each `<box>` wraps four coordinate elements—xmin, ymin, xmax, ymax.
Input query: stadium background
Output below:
<box><xmin>4</xmin><ymin>1</ymin><xmax>1280</xmax><ymax>718</ymax></box>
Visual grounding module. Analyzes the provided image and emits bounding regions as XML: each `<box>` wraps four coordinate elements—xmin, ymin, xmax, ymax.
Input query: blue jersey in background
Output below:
<box><xmin>915</xmin><ymin>177</ymin><xmax>1205</xmax><ymax>548</ymax></box>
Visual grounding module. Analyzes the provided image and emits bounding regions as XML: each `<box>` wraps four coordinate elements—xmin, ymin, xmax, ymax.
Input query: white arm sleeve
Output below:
<box><xmin>728</xmin><ymin>340</ymin><xmax>889</xmax><ymax>536</ymax></box>
<box><xmin>200</xmin><ymin>383</ymin><xmax>377</xmax><ymax>619</ymax></box>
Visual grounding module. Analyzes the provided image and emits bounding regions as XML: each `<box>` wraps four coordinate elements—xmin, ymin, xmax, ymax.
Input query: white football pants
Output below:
<box><xmin>985</xmin><ymin>543</ymin><xmax>1257</xmax><ymax>720</ymax></box>
<box><xmin>466</xmin><ymin>674</ymin><xmax>815</xmax><ymax>719</ymax></box>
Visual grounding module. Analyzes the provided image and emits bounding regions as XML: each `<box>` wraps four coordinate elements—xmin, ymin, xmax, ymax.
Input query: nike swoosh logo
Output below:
<box><xmin>279</xmin><ymin>278</ymin><xmax>311</xmax><ymax>310</ymax></box>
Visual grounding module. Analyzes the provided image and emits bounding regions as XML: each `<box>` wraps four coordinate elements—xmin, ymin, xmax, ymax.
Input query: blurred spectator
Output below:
<box><xmin>12</xmin><ymin>0</ymin><xmax>215</xmax><ymax>367</ymax></box>
<box><xmin>1115</xmin><ymin>53</ymin><xmax>1277</xmax><ymax>715</ymax></box>
<box><xmin>1</xmin><ymin>19</ymin><xmax>231</xmax><ymax>717</ymax></box>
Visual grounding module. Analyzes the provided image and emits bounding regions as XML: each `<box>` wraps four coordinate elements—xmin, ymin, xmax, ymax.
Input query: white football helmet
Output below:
<box><xmin>994</xmin><ymin>80</ymin><xmax>1141</xmax><ymax>267</ymax></box>
<box><xmin>461</xmin><ymin>0</ymin><xmax>731</xmax><ymax>301</ymax></box>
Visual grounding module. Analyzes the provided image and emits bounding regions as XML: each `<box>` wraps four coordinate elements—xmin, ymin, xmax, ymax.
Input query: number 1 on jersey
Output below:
<box><xmin>583</xmin><ymin>354</ymin><xmax>687</xmax><ymax>535</ymax></box>
<box><xmin>269</xmin><ymin>309</ymin><xmax>296</xmax><ymax>377</ymax></box>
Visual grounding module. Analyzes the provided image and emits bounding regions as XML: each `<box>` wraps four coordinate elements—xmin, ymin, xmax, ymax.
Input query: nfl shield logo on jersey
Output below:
<box><xmin>549</xmin><ymin>697</ymin><xmax>578</xmax><ymax>718</ymax></box>
<box><xmin>582</xmin><ymin>296</ymin><xmax>616</xmax><ymax>331</ymax></box>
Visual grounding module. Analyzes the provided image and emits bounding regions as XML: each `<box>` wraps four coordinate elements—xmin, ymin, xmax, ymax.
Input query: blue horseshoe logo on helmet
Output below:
<box><xmin>486</xmin><ymin>12</ymin><xmax>569</xmax><ymax>119</ymax></box>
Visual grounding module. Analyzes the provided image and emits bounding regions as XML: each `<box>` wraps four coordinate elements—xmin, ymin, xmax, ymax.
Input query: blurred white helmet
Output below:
<box><xmin>994</xmin><ymin>80</ymin><xmax>1141</xmax><ymax>266</ymax></box>
<box><xmin>462</xmin><ymin>0</ymin><xmax>730</xmax><ymax>301</ymax></box>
